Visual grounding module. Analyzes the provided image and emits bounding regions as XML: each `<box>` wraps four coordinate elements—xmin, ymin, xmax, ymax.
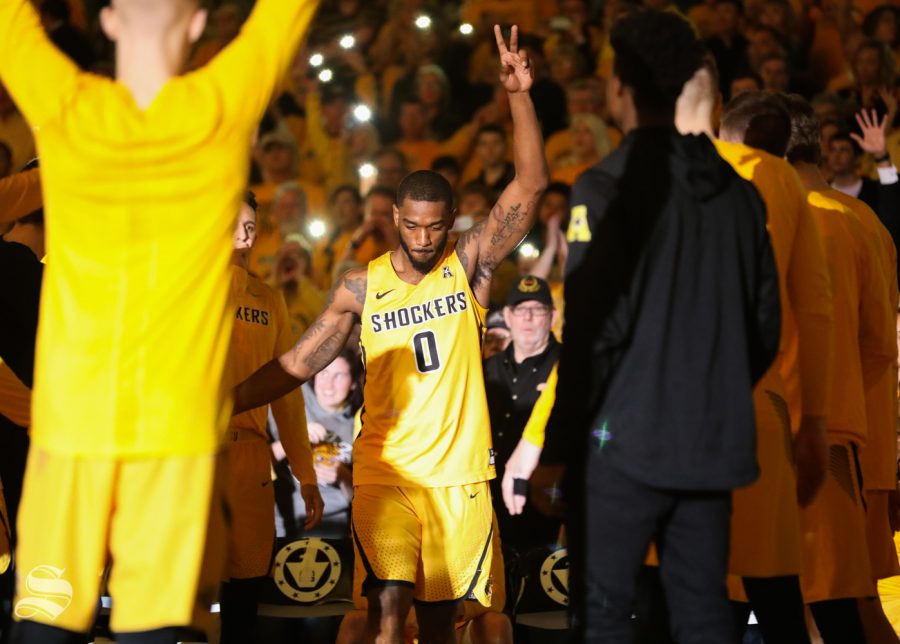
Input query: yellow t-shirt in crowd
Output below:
<box><xmin>806</xmin><ymin>189</ymin><xmax>891</xmax><ymax>445</ymax></box>
<box><xmin>826</xmin><ymin>189</ymin><xmax>899</xmax><ymax>490</ymax></box>
<box><xmin>356</xmin><ymin>248</ymin><xmax>495</xmax><ymax>487</ymax></box>
<box><xmin>715</xmin><ymin>140</ymin><xmax>834</xmax><ymax>428</ymax></box>
<box><xmin>224</xmin><ymin>265</ymin><xmax>314</xmax><ymax>485</ymax></box>
<box><xmin>0</xmin><ymin>0</ymin><xmax>319</xmax><ymax>456</ymax></box>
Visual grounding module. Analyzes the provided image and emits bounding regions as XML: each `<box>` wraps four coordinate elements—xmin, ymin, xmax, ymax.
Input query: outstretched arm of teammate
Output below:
<box><xmin>0</xmin><ymin>168</ymin><xmax>41</xmax><ymax>224</ymax></box>
<box><xmin>0</xmin><ymin>1</ymin><xmax>79</xmax><ymax>127</ymax></box>
<box><xmin>456</xmin><ymin>25</ymin><xmax>549</xmax><ymax>307</ymax></box>
<box><xmin>232</xmin><ymin>269</ymin><xmax>366</xmax><ymax>414</ymax></box>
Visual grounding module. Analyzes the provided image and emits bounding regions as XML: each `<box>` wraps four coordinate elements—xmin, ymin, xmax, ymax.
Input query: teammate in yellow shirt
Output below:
<box><xmin>233</xmin><ymin>25</ymin><xmax>548</xmax><ymax>643</ymax></box>
<box><xmin>675</xmin><ymin>72</ymin><xmax>834</xmax><ymax>643</ymax></box>
<box><xmin>0</xmin><ymin>0</ymin><xmax>319</xmax><ymax>640</ymax></box>
<box><xmin>821</xmin><ymin>119</ymin><xmax>900</xmax><ymax>641</ymax></box>
<box><xmin>220</xmin><ymin>191</ymin><xmax>324</xmax><ymax>642</ymax></box>
<box><xmin>782</xmin><ymin>93</ymin><xmax>896</xmax><ymax>643</ymax></box>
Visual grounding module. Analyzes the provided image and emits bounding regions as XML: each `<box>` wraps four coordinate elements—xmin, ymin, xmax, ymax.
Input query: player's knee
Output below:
<box><xmin>367</xmin><ymin>585</ymin><xmax>413</xmax><ymax>630</ymax></box>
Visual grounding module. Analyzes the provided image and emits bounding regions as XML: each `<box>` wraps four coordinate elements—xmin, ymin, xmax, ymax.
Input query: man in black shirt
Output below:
<box><xmin>484</xmin><ymin>276</ymin><xmax>562</xmax><ymax>556</ymax></box>
<box><xmin>533</xmin><ymin>10</ymin><xmax>781</xmax><ymax>643</ymax></box>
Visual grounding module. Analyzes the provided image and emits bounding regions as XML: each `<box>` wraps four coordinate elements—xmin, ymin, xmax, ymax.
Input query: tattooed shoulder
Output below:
<box><xmin>341</xmin><ymin>269</ymin><xmax>368</xmax><ymax>308</ymax></box>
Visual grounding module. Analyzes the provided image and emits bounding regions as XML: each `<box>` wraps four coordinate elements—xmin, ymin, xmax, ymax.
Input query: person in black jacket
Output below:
<box><xmin>531</xmin><ymin>10</ymin><xmax>781</xmax><ymax>643</ymax></box>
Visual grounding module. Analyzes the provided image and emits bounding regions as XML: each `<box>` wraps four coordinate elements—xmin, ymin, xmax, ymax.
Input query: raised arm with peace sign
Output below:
<box><xmin>456</xmin><ymin>24</ymin><xmax>549</xmax><ymax>307</ymax></box>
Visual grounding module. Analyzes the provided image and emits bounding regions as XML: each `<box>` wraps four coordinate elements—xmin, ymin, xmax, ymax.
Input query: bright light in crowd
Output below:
<box><xmin>308</xmin><ymin>219</ymin><xmax>327</xmax><ymax>240</ymax></box>
<box><xmin>518</xmin><ymin>243</ymin><xmax>540</xmax><ymax>259</ymax></box>
<box><xmin>308</xmin><ymin>52</ymin><xmax>324</xmax><ymax>67</ymax></box>
<box><xmin>353</xmin><ymin>104</ymin><xmax>372</xmax><ymax>122</ymax></box>
<box><xmin>358</xmin><ymin>162</ymin><xmax>376</xmax><ymax>179</ymax></box>
<box><xmin>318</xmin><ymin>68</ymin><xmax>333</xmax><ymax>83</ymax></box>
<box><xmin>459</xmin><ymin>22</ymin><xmax>474</xmax><ymax>36</ymax></box>
<box><xmin>339</xmin><ymin>34</ymin><xmax>356</xmax><ymax>49</ymax></box>
<box><xmin>415</xmin><ymin>14</ymin><xmax>432</xmax><ymax>30</ymax></box>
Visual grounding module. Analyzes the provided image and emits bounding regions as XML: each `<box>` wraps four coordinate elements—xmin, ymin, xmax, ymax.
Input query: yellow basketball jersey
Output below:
<box><xmin>356</xmin><ymin>248</ymin><xmax>495</xmax><ymax>488</ymax></box>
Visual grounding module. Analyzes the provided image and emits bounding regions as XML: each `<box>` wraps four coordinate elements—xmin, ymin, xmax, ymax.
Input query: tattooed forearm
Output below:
<box><xmin>489</xmin><ymin>201</ymin><xmax>534</xmax><ymax>249</ymax></box>
<box><xmin>303</xmin><ymin>329</ymin><xmax>346</xmax><ymax>372</ymax></box>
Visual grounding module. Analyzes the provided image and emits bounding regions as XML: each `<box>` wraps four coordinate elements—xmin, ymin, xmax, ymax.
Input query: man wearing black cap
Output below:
<box><xmin>484</xmin><ymin>275</ymin><xmax>563</xmax><ymax>558</ymax></box>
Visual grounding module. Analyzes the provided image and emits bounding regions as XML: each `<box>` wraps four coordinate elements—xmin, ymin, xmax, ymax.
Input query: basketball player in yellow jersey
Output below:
<box><xmin>673</xmin><ymin>70</ymin><xmax>833</xmax><ymax>643</ymax></box>
<box><xmin>782</xmin><ymin>93</ymin><xmax>896</xmax><ymax>643</ymax></box>
<box><xmin>0</xmin><ymin>1</ymin><xmax>319</xmax><ymax>642</ymax></box>
<box><xmin>822</xmin><ymin>122</ymin><xmax>900</xmax><ymax>643</ymax></box>
<box><xmin>233</xmin><ymin>25</ymin><xmax>548</xmax><ymax>643</ymax></box>
<box><xmin>220</xmin><ymin>191</ymin><xmax>324</xmax><ymax>642</ymax></box>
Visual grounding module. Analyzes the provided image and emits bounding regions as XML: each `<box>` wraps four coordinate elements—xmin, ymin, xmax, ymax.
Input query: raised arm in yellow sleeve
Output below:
<box><xmin>269</xmin><ymin>291</ymin><xmax>316</xmax><ymax>488</ymax></box>
<box><xmin>0</xmin><ymin>0</ymin><xmax>79</xmax><ymax>127</ymax></box>
<box><xmin>0</xmin><ymin>168</ymin><xmax>41</xmax><ymax>224</ymax></box>
<box><xmin>521</xmin><ymin>363</ymin><xmax>558</xmax><ymax>448</ymax></box>
<box><xmin>785</xmin><ymin>172</ymin><xmax>834</xmax><ymax>420</ymax></box>
<box><xmin>203</xmin><ymin>0</ymin><xmax>320</xmax><ymax>123</ymax></box>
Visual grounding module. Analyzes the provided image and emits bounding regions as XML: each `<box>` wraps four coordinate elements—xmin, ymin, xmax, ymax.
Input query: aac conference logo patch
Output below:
<box><xmin>273</xmin><ymin>538</ymin><xmax>342</xmax><ymax>603</ymax></box>
<box><xmin>14</xmin><ymin>565</ymin><xmax>73</xmax><ymax>621</ymax></box>
<box><xmin>540</xmin><ymin>549</ymin><xmax>570</xmax><ymax>606</ymax></box>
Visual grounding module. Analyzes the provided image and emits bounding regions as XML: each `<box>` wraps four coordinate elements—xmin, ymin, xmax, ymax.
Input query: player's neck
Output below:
<box><xmin>390</xmin><ymin>250</ymin><xmax>429</xmax><ymax>285</ymax></box>
<box><xmin>115</xmin><ymin>37</ymin><xmax>189</xmax><ymax>110</ymax></box>
<box><xmin>792</xmin><ymin>162</ymin><xmax>831</xmax><ymax>192</ymax></box>
<box><xmin>675</xmin><ymin>110</ymin><xmax>714</xmax><ymax>139</ymax></box>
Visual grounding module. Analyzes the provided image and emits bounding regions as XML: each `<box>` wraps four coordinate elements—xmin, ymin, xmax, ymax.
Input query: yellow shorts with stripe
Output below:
<box><xmin>865</xmin><ymin>489</ymin><xmax>900</xmax><ymax>581</ymax></box>
<box><xmin>352</xmin><ymin>482</ymin><xmax>493</xmax><ymax>606</ymax></box>
<box><xmin>224</xmin><ymin>430</ymin><xmax>275</xmax><ymax>580</ymax></box>
<box><xmin>13</xmin><ymin>449</ymin><xmax>225</xmax><ymax>634</ymax></box>
<box><xmin>729</xmin><ymin>387</ymin><xmax>801</xmax><ymax>578</ymax></box>
<box><xmin>799</xmin><ymin>442</ymin><xmax>875</xmax><ymax>602</ymax></box>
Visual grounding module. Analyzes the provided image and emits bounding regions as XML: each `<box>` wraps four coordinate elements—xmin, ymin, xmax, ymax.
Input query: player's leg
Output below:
<box><xmin>656</xmin><ymin>489</ymin><xmax>736</xmax><ymax>644</ymax></box>
<box><xmin>352</xmin><ymin>485</ymin><xmax>421</xmax><ymax>643</ymax></box>
<box><xmin>742</xmin><ymin>576</ymin><xmax>811</xmax><ymax>644</ymax></box>
<box><xmin>809</xmin><ymin>599</ymin><xmax>866</xmax><ymax>643</ymax></box>
<box><xmin>219</xmin><ymin>436</ymin><xmax>276</xmax><ymax>643</ymax></box>
<box><xmin>365</xmin><ymin>585</ymin><xmax>414</xmax><ymax>643</ymax></box>
<box><xmin>416</xmin><ymin>483</ymin><xmax>493</xmax><ymax>644</ymax></box>
<box><xmin>414</xmin><ymin>599</ymin><xmax>459</xmax><ymax>644</ymax></box>
<box><xmin>861</xmin><ymin>490</ymin><xmax>900</xmax><ymax>644</ymax></box>
<box><xmin>107</xmin><ymin>454</ymin><xmax>225</xmax><ymax>641</ymax></box>
<box><xmin>10</xmin><ymin>450</ymin><xmax>114</xmax><ymax>643</ymax></box>
<box><xmin>336</xmin><ymin>608</ymin><xmax>367</xmax><ymax>644</ymax></box>
<box><xmin>802</xmin><ymin>443</ymin><xmax>873</xmax><ymax>644</ymax></box>
<box><xmin>580</xmin><ymin>458</ymin><xmax>669</xmax><ymax>644</ymax></box>
<box><xmin>465</xmin><ymin>611</ymin><xmax>512</xmax><ymax>644</ymax></box>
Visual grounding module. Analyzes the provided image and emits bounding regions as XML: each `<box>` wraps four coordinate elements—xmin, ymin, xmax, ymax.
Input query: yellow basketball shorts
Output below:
<box><xmin>729</xmin><ymin>387</ymin><xmax>802</xmax><ymax>578</ymax></box>
<box><xmin>351</xmin><ymin>482</ymin><xmax>493</xmax><ymax>606</ymax></box>
<box><xmin>224</xmin><ymin>432</ymin><xmax>275</xmax><ymax>580</ymax></box>
<box><xmin>865</xmin><ymin>489</ymin><xmax>900</xmax><ymax>581</ymax></box>
<box><xmin>799</xmin><ymin>442</ymin><xmax>875</xmax><ymax>603</ymax></box>
<box><xmin>13</xmin><ymin>448</ymin><xmax>226</xmax><ymax>634</ymax></box>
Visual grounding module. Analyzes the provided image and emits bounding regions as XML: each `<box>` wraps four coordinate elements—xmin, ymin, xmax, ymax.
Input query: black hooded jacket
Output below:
<box><xmin>543</xmin><ymin>127</ymin><xmax>780</xmax><ymax>491</ymax></box>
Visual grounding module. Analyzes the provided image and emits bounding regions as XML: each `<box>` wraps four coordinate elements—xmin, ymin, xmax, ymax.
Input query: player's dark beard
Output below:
<box><xmin>399</xmin><ymin>234</ymin><xmax>447</xmax><ymax>274</ymax></box>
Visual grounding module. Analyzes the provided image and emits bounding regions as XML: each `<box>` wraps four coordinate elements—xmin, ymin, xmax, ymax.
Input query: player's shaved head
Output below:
<box><xmin>397</xmin><ymin>170</ymin><xmax>454</xmax><ymax>216</ymax></box>
<box><xmin>719</xmin><ymin>91</ymin><xmax>792</xmax><ymax>157</ymax></box>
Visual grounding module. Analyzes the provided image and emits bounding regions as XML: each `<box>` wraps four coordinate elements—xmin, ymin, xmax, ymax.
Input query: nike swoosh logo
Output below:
<box><xmin>469</xmin><ymin>493</ymin><xmax>479</xmax><ymax>499</ymax></box>
<box><xmin>375</xmin><ymin>289</ymin><xmax>396</xmax><ymax>300</ymax></box>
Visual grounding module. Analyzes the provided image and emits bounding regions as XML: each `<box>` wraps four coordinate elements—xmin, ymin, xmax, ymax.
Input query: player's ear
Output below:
<box><xmin>447</xmin><ymin>207</ymin><xmax>457</xmax><ymax>229</ymax></box>
<box><xmin>392</xmin><ymin>203</ymin><xmax>400</xmax><ymax>228</ymax></box>
<box><xmin>99</xmin><ymin>6</ymin><xmax>119</xmax><ymax>42</ymax></box>
<box><xmin>188</xmin><ymin>8</ymin><xmax>208</xmax><ymax>44</ymax></box>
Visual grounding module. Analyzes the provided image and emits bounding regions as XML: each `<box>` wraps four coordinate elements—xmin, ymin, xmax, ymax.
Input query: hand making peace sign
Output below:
<box><xmin>494</xmin><ymin>24</ymin><xmax>534</xmax><ymax>94</ymax></box>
